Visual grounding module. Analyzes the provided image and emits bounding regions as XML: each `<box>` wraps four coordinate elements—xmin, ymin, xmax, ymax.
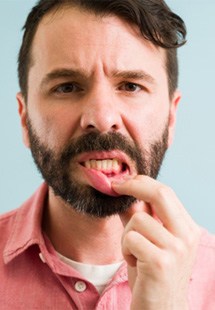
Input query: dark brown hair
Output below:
<box><xmin>18</xmin><ymin>0</ymin><xmax>186</xmax><ymax>99</ymax></box>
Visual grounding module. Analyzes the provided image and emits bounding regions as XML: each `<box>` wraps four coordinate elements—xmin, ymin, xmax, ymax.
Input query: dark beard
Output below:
<box><xmin>27</xmin><ymin>118</ymin><xmax>168</xmax><ymax>218</ymax></box>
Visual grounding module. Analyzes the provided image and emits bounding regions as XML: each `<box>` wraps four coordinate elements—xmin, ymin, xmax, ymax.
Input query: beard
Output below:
<box><xmin>27</xmin><ymin>118</ymin><xmax>168</xmax><ymax>218</ymax></box>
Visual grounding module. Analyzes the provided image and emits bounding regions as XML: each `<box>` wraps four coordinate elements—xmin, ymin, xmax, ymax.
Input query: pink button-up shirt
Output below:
<box><xmin>0</xmin><ymin>183</ymin><xmax>215</xmax><ymax>309</ymax></box>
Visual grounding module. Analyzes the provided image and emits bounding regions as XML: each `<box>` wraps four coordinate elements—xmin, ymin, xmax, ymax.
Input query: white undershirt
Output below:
<box><xmin>57</xmin><ymin>252</ymin><xmax>123</xmax><ymax>294</ymax></box>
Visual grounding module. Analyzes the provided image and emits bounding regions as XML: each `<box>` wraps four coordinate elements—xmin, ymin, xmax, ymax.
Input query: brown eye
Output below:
<box><xmin>120</xmin><ymin>82</ymin><xmax>141</xmax><ymax>92</ymax></box>
<box><xmin>53</xmin><ymin>83</ymin><xmax>83</xmax><ymax>95</ymax></box>
<box><xmin>55</xmin><ymin>83</ymin><xmax>77</xmax><ymax>93</ymax></box>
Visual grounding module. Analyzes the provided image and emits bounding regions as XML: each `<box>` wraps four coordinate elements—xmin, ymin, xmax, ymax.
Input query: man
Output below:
<box><xmin>0</xmin><ymin>0</ymin><xmax>214</xmax><ymax>309</ymax></box>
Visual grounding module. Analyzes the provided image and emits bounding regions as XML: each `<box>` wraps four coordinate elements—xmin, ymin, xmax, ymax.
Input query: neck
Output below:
<box><xmin>43</xmin><ymin>189</ymin><xmax>125</xmax><ymax>265</ymax></box>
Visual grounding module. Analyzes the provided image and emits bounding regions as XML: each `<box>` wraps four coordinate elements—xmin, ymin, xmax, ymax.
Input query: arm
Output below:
<box><xmin>112</xmin><ymin>175</ymin><xmax>201</xmax><ymax>310</ymax></box>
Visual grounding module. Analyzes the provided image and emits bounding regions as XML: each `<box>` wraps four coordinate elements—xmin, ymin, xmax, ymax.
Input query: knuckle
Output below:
<box><xmin>135</xmin><ymin>175</ymin><xmax>146</xmax><ymax>182</ymax></box>
<box><xmin>131</xmin><ymin>211</ymin><xmax>146</xmax><ymax>225</ymax></box>
<box><xmin>155</xmin><ymin>184</ymin><xmax>173</xmax><ymax>200</ymax></box>
<box><xmin>185</xmin><ymin>228</ymin><xmax>201</xmax><ymax>248</ymax></box>
<box><xmin>123</xmin><ymin>230</ymin><xmax>136</xmax><ymax>246</ymax></box>
<box><xmin>121</xmin><ymin>231</ymin><xmax>133</xmax><ymax>255</ymax></box>
<box><xmin>185</xmin><ymin>234</ymin><xmax>195</xmax><ymax>247</ymax></box>
<box><xmin>172</xmin><ymin>238</ymin><xmax>186</xmax><ymax>256</ymax></box>
<box><xmin>154</xmin><ymin>252</ymin><xmax>173</xmax><ymax>271</ymax></box>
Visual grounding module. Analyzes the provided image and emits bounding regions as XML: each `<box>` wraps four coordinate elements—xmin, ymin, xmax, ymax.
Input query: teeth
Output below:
<box><xmin>91</xmin><ymin>160</ymin><xmax>97</xmax><ymax>169</ymax></box>
<box><xmin>84</xmin><ymin>159</ymin><xmax>121</xmax><ymax>173</ymax></box>
<box><xmin>107</xmin><ymin>159</ymin><xmax>112</xmax><ymax>170</ymax></box>
<box><xmin>101</xmin><ymin>160</ymin><xmax>107</xmax><ymax>171</ymax></box>
<box><xmin>97</xmin><ymin>160</ymin><xmax>102</xmax><ymax>170</ymax></box>
<box><xmin>85</xmin><ymin>160</ymin><xmax>91</xmax><ymax>169</ymax></box>
<box><xmin>112</xmin><ymin>159</ymin><xmax>118</xmax><ymax>170</ymax></box>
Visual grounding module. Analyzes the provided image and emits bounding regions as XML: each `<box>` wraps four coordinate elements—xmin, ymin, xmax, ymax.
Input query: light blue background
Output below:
<box><xmin>0</xmin><ymin>1</ymin><xmax>214</xmax><ymax>233</ymax></box>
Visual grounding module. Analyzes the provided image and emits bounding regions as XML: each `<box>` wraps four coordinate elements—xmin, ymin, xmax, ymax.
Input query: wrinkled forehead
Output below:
<box><xmin>28</xmin><ymin>5</ymin><xmax>167</xmax><ymax>95</ymax></box>
<box><xmin>31</xmin><ymin>5</ymin><xmax>166</xmax><ymax>63</ymax></box>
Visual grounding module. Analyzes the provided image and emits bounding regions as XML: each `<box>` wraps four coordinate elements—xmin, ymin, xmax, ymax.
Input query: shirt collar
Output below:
<box><xmin>3</xmin><ymin>183</ymin><xmax>129</xmax><ymax>284</ymax></box>
<box><xmin>3</xmin><ymin>183</ymin><xmax>48</xmax><ymax>264</ymax></box>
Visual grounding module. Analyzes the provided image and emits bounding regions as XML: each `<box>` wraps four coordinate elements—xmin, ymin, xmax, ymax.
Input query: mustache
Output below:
<box><xmin>27</xmin><ymin>113</ymin><xmax>145</xmax><ymax>174</ymax></box>
<box><xmin>61</xmin><ymin>131</ymin><xmax>145</xmax><ymax>168</ymax></box>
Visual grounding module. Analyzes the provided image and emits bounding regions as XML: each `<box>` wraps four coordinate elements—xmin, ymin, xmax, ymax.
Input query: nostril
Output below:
<box><xmin>86</xmin><ymin>124</ymin><xmax>96</xmax><ymax>129</ymax></box>
<box><xmin>111</xmin><ymin>124</ymin><xmax>119</xmax><ymax>130</ymax></box>
<box><xmin>84</xmin><ymin>123</ymin><xmax>119</xmax><ymax>133</ymax></box>
<box><xmin>80</xmin><ymin>108</ymin><xmax>122</xmax><ymax>133</ymax></box>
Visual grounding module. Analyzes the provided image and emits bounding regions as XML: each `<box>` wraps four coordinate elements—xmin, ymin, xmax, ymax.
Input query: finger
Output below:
<box><xmin>119</xmin><ymin>200</ymin><xmax>151</xmax><ymax>227</ymax></box>
<box><xmin>122</xmin><ymin>211</ymin><xmax>175</xmax><ymax>250</ymax></box>
<box><xmin>113</xmin><ymin>175</ymin><xmax>195</xmax><ymax>238</ymax></box>
<box><xmin>122</xmin><ymin>229</ymin><xmax>161</xmax><ymax>267</ymax></box>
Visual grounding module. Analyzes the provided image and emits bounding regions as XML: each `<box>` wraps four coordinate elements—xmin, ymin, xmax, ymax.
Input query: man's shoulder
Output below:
<box><xmin>193</xmin><ymin>228</ymin><xmax>215</xmax><ymax>277</ymax></box>
<box><xmin>0</xmin><ymin>183</ymin><xmax>48</xmax><ymax>226</ymax></box>
<box><xmin>0</xmin><ymin>183</ymin><xmax>48</xmax><ymax>254</ymax></box>
<box><xmin>0</xmin><ymin>207</ymin><xmax>21</xmax><ymax>261</ymax></box>
<box><xmin>0</xmin><ymin>208</ymin><xmax>19</xmax><ymax>233</ymax></box>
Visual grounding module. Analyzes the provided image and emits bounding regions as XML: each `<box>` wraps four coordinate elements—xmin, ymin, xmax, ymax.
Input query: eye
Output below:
<box><xmin>119</xmin><ymin>82</ymin><xmax>142</xmax><ymax>93</ymax></box>
<box><xmin>53</xmin><ymin>83</ymin><xmax>82</xmax><ymax>94</ymax></box>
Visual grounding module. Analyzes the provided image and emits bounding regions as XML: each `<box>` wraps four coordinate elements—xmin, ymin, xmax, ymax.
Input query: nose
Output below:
<box><xmin>80</xmin><ymin>84</ymin><xmax>123</xmax><ymax>133</ymax></box>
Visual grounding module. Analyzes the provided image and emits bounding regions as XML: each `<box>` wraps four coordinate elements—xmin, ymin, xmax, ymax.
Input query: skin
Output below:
<box><xmin>17</xmin><ymin>7</ymin><xmax>200</xmax><ymax>309</ymax></box>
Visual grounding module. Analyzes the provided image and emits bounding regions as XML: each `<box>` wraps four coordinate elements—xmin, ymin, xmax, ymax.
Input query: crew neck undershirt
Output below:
<box><xmin>57</xmin><ymin>252</ymin><xmax>123</xmax><ymax>294</ymax></box>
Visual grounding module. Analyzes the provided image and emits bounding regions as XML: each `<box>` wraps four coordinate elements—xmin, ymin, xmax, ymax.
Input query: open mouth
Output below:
<box><xmin>77</xmin><ymin>152</ymin><xmax>134</xmax><ymax>196</ymax></box>
<box><xmin>80</xmin><ymin>158</ymin><xmax>129</xmax><ymax>177</ymax></box>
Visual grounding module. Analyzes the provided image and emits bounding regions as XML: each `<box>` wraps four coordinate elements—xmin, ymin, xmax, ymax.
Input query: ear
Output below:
<box><xmin>16</xmin><ymin>92</ymin><xmax>30</xmax><ymax>148</ymax></box>
<box><xmin>167</xmin><ymin>90</ymin><xmax>181</xmax><ymax>147</ymax></box>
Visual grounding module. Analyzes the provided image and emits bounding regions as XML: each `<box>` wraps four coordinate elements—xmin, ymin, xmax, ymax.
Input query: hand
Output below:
<box><xmin>112</xmin><ymin>175</ymin><xmax>201</xmax><ymax>310</ymax></box>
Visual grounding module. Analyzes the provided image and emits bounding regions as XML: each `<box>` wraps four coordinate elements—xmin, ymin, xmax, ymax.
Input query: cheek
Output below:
<box><xmin>27</xmin><ymin>108</ymin><xmax>77</xmax><ymax>150</ymax></box>
<box><xmin>125</xmin><ymin>103</ymin><xmax>170</xmax><ymax>148</ymax></box>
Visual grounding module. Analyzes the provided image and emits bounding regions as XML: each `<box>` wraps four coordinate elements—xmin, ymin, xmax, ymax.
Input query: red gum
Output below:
<box><xmin>80</xmin><ymin>165</ymin><xmax>128</xmax><ymax>196</ymax></box>
<box><xmin>76</xmin><ymin>151</ymin><xmax>136</xmax><ymax>196</ymax></box>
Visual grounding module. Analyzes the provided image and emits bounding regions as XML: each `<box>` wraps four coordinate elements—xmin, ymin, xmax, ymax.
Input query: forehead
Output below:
<box><xmin>29</xmin><ymin>6</ymin><xmax>167</xmax><ymax>82</ymax></box>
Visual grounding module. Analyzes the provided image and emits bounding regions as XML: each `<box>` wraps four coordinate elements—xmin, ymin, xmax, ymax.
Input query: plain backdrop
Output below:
<box><xmin>0</xmin><ymin>0</ymin><xmax>214</xmax><ymax>233</ymax></box>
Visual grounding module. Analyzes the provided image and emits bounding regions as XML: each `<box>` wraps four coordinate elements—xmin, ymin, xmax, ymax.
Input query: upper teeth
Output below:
<box><xmin>84</xmin><ymin>159</ymin><xmax>121</xmax><ymax>173</ymax></box>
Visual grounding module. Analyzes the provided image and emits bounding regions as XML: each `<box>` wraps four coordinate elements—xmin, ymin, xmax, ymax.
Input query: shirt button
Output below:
<box><xmin>74</xmin><ymin>281</ymin><xmax>87</xmax><ymax>292</ymax></box>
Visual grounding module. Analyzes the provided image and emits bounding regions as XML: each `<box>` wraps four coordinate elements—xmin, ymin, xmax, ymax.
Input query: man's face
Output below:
<box><xmin>18</xmin><ymin>7</ymin><xmax>180</xmax><ymax>217</ymax></box>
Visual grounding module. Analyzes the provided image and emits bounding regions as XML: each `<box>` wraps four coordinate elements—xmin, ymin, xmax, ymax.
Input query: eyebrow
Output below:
<box><xmin>40</xmin><ymin>68</ymin><xmax>156</xmax><ymax>88</ymax></box>
<box><xmin>40</xmin><ymin>68</ymin><xmax>89</xmax><ymax>88</ymax></box>
<box><xmin>112</xmin><ymin>70</ymin><xmax>156</xmax><ymax>84</ymax></box>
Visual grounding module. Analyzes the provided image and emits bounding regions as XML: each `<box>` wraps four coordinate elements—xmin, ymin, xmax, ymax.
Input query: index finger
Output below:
<box><xmin>112</xmin><ymin>175</ymin><xmax>194</xmax><ymax>237</ymax></box>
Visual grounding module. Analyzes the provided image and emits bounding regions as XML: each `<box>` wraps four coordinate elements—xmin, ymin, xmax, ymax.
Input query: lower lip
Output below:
<box><xmin>80</xmin><ymin>165</ymin><xmax>129</xmax><ymax>196</ymax></box>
